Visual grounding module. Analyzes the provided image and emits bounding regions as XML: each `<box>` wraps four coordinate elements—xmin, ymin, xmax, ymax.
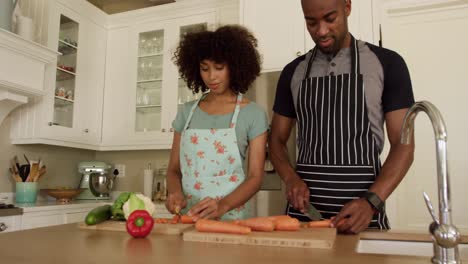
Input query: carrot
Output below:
<box><xmin>274</xmin><ymin>217</ymin><xmax>300</xmax><ymax>231</ymax></box>
<box><xmin>330</xmin><ymin>216</ymin><xmax>347</xmax><ymax>228</ymax></box>
<box><xmin>266</xmin><ymin>215</ymin><xmax>292</xmax><ymax>222</ymax></box>
<box><xmin>307</xmin><ymin>219</ymin><xmax>332</xmax><ymax>228</ymax></box>
<box><xmin>180</xmin><ymin>215</ymin><xmax>195</xmax><ymax>224</ymax></box>
<box><xmin>171</xmin><ymin>215</ymin><xmax>180</xmax><ymax>224</ymax></box>
<box><xmin>235</xmin><ymin>217</ymin><xmax>275</xmax><ymax>232</ymax></box>
<box><xmin>195</xmin><ymin>219</ymin><xmax>251</xmax><ymax>235</ymax></box>
<box><xmin>154</xmin><ymin>218</ymin><xmax>170</xmax><ymax>224</ymax></box>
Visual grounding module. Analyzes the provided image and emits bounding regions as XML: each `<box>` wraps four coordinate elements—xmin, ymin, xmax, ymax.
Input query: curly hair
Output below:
<box><xmin>173</xmin><ymin>25</ymin><xmax>261</xmax><ymax>94</ymax></box>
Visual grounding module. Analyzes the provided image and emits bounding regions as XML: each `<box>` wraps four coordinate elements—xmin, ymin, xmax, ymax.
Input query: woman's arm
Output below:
<box><xmin>165</xmin><ymin>132</ymin><xmax>187</xmax><ymax>213</ymax></box>
<box><xmin>189</xmin><ymin>131</ymin><xmax>267</xmax><ymax>220</ymax></box>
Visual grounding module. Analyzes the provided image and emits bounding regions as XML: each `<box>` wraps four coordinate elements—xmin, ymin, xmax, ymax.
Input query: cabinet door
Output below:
<box><xmin>64</xmin><ymin>211</ymin><xmax>88</xmax><ymax>224</ymax></box>
<box><xmin>170</xmin><ymin>13</ymin><xmax>216</xmax><ymax>124</ymax></box>
<box><xmin>242</xmin><ymin>0</ymin><xmax>306</xmax><ymax>72</ymax></box>
<box><xmin>0</xmin><ymin>216</ymin><xmax>21</xmax><ymax>233</ymax></box>
<box><xmin>128</xmin><ymin>21</ymin><xmax>173</xmax><ymax>143</ymax></box>
<box><xmin>21</xmin><ymin>213</ymin><xmax>63</xmax><ymax>230</ymax></box>
<box><xmin>42</xmin><ymin>3</ymin><xmax>105</xmax><ymax>146</ymax></box>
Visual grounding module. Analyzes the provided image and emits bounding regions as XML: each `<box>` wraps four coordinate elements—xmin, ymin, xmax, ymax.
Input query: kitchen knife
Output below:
<box><xmin>303</xmin><ymin>203</ymin><xmax>322</xmax><ymax>221</ymax></box>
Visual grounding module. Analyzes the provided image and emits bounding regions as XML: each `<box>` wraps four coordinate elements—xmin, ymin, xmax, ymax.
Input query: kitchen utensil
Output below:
<box><xmin>26</xmin><ymin>163</ymin><xmax>39</xmax><ymax>182</ymax></box>
<box><xmin>19</xmin><ymin>164</ymin><xmax>29</xmax><ymax>182</ymax></box>
<box><xmin>78</xmin><ymin>221</ymin><xmax>193</xmax><ymax>235</ymax></box>
<box><xmin>40</xmin><ymin>188</ymin><xmax>85</xmax><ymax>203</ymax></box>
<box><xmin>303</xmin><ymin>203</ymin><xmax>322</xmax><ymax>221</ymax></box>
<box><xmin>23</xmin><ymin>154</ymin><xmax>30</xmax><ymax>165</ymax></box>
<box><xmin>14</xmin><ymin>155</ymin><xmax>20</xmax><ymax>173</ymax></box>
<box><xmin>183</xmin><ymin>226</ymin><xmax>336</xmax><ymax>249</ymax></box>
<box><xmin>8</xmin><ymin>168</ymin><xmax>22</xmax><ymax>182</ymax></box>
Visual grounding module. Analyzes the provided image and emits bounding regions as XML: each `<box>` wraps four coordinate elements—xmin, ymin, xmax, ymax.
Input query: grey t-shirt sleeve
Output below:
<box><xmin>247</xmin><ymin>103</ymin><xmax>269</xmax><ymax>140</ymax></box>
<box><xmin>172</xmin><ymin>101</ymin><xmax>195</xmax><ymax>133</ymax></box>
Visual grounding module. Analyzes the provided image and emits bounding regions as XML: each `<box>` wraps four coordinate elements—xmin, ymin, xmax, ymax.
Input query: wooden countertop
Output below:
<box><xmin>3</xmin><ymin>224</ymin><xmax>465</xmax><ymax>264</ymax></box>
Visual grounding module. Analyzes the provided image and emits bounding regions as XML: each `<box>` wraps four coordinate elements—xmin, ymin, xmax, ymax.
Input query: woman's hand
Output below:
<box><xmin>165</xmin><ymin>191</ymin><xmax>187</xmax><ymax>214</ymax></box>
<box><xmin>188</xmin><ymin>197</ymin><xmax>228</xmax><ymax>221</ymax></box>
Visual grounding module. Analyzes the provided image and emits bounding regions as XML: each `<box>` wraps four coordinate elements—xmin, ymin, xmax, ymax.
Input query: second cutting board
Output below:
<box><xmin>78</xmin><ymin>220</ymin><xmax>193</xmax><ymax>235</ymax></box>
<box><xmin>183</xmin><ymin>227</ymin><xmax>336</xmax><ymax>249</ymax></box>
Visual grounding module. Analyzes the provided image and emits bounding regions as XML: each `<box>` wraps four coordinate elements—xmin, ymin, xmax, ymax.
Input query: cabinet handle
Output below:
<box><xmin>0</xmin><ymin>223</ymin><xmax>7</xmax><ymax>232</ymax></box>
<box><xmin>161</xmin><ymin>128</ymin><xmax>166</xmax><ymax>133</ymax></box>
<box><xmin>48</xmin><ymin>122</ymin><xmax>53</xmax><ymax>126</ymax></box>
<box><xmin>84</xmin><ymin>129</ymin><xmax>89</xmax><ymax>133</ymax></box>
<box><xmin>296</xmin><ymin>51</ymin><xmax>302</xmax><ymax>57</ymax></box>
<box><xmin>170</xmin><ymin>128</ymin><xmax>174</xmax><ymax>132</ymax></box>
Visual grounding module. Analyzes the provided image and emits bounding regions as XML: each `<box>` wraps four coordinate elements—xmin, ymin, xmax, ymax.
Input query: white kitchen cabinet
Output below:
<box><xmin>21</xmin><ymin>211</ymin><xmax>64</xmax><ymax>230</ymax></box>
<box><xmin>0</xmin><ymin>215</ymin><xmax>21</xmax><ymax>233</ymax></box>
<box><xmin>101</xmin><ymin>12</ymin><xmax>216</xmax><ymax>150</ymax></box>
<box><xmin>10</xmin><ymin>1</ymin><xmax>107</xmax><ymax>149</ymax></box>
<box><xmin>241</xmin><ymin>0</ymin><xmax>377</xmax><ymax>72</ymax></box>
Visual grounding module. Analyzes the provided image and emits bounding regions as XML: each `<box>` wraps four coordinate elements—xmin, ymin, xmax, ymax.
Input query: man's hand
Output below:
<box><xmin>187</xmin><ymin>197</ymin><xmax>228</xmax><ymax>221</ymax></box>
<box><xmin>165</xmin><ymin>191</ymin><xmax>187</xmax><ymax>214</ymax></box>
<box><xmin>285</xmin><ymin>176</ymin><xmax>310</xmax><ymax>213</ymax></box>
<box><xmin>332</xmin><ymin>198</ymin><xmax>374</xmax><ymax>234</ymax></box>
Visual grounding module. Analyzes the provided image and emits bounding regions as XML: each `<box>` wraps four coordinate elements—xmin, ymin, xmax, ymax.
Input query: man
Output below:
<box><xmin>269</xmin><ymin>0</ymin><xmax>415</xmax><ymax>233</ymax></box>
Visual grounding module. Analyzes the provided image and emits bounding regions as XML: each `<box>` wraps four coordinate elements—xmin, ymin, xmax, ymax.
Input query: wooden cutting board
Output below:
<box><xmin>183</xmin><ymin>227</ymin><xmax>336</xmax><ymax>249</ymax></box>
<box><xmin>78</xmin><ymin>220</ymin><xmax>194</xmax><ymax>235</ymax></box>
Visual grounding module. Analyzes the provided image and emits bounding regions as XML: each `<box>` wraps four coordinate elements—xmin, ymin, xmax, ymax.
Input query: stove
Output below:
<box><xmin>0</xmin><ymin>203</ymin><xmax>23</xmax><ymax>217</ymax></box>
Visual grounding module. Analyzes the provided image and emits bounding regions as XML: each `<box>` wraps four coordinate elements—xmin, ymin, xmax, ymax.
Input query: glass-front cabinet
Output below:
<box><xmin>135</xmin><ymin>29</ymin><xmax>164</xmax><ymax>132</ymax></box>
<box><xmin>121</xmin><ymin>13</ymin><xmax>215</xmax><ymax>148</ymax></box>
<box><xmin>54</xmin><ymin>15</ymin><xmax>78</xmax><ymax>128</ymax></box>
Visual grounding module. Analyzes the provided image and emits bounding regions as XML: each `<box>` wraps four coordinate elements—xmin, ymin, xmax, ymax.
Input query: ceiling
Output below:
<box><xmin>87</xmin><ymin>0</ymin><xmax>176</xmax><ymax>14</ymax></box>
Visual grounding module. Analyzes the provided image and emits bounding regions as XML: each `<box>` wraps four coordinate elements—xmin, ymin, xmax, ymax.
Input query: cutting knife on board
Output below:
<box><xmin>303</xmin><ymin>203</ymin><xmax>322</xmax><ymax>221</ymax></box>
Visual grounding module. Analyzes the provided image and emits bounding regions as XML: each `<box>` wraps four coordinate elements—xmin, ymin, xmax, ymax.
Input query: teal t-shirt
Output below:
<box><xmin>172</xmin><ymin>100</ymin><xmax>269</xmax><ymax>161</ymax></box>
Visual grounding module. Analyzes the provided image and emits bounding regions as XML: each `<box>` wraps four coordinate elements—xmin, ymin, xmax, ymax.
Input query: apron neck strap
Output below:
<box><xmin>182</xmin><ymin>92</ymin><xmax>243</xmax><ymax>131</ymax></box>
<box><xmin>230</xmin><ymin>93</ymin><xmax>243</xmax><ymax>128</ymax></box>
<box><xmin>303</xmin><ymin>34</ymin><xmax>360</xmax><ymax>79</ymax></box>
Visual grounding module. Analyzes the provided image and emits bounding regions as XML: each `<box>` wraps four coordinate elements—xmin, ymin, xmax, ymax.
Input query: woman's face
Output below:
<box><xmin>199</xmin><ymin>59</ymin><xmax>231</xmax><ymax>95</ymax></box>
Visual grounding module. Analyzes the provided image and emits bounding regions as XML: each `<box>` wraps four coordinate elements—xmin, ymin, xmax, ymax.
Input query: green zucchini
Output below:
<box><xmin>85</xmin><ymin>205</ymin><xmax>112</xmax><ymax>225</ymax></box>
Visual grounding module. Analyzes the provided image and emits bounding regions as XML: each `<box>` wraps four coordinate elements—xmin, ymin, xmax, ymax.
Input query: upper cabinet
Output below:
<box><xmin>101</xmin><ymin>13</ymin><xmax>214</xmax><ymax>150</ymax></box>
<box><xmin>10</xmin><ymin>1</ymin><xmax>107</xmax><ymax>149</ymax></box>
<box><xmin>100</xmin><ymin>0</ymin><xmax>238</xmax><ymax>150</ymax></box>
<box><xmin>241</xmin><ymin>0</ymin><xmax>377</xmax><ymax>72</ymax></box>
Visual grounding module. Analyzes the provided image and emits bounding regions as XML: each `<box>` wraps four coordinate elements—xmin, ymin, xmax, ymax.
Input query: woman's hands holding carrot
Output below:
<box><xmin>166</xmin><ymin>191</ymin><xmax>187</xmax><ymax>214</ymax></box>
<box><xmin>188</xmin><ymin>197</ymin><xmax>228</xmax><ymax>221</ymax></box>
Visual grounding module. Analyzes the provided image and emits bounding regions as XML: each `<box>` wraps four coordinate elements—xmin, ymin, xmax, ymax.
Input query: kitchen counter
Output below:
<box><xmin>15</xmin><ymin>200</ymin><xmax>111</xmax><ymax>212</ymax></box>
<box><xmin>0</xmin><ymin>224</ymin><xmax>466</xmax><ymax>264</ymax></box>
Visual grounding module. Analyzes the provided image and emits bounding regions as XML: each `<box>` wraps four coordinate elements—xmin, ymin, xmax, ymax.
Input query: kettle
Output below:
<box><xmin>0</xmin><ymin>0</ymin><xmax>18</xmax><ymax>32</ymax></box>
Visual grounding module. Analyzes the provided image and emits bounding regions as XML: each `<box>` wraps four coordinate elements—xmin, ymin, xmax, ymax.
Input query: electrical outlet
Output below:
<box><xmin>114</xmin><ymin>164</ymin><xmax>126</xmax><ymax>178</ymax></box>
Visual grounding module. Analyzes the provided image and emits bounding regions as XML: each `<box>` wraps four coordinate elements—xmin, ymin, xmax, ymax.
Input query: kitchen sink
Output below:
<box><xmin>357</xmin><ymin>239</ymin><xmax>468</xmax><ymax>259</ymax></box>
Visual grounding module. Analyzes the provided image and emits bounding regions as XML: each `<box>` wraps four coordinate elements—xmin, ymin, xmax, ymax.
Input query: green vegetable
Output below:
<box><xmin>122</xmin><ymin>193</ymin><xmax>155</xmax><ymax>220</ymax></box>
<box><xmin>111</xmin><ymin>192</ymin><xmax>131</xmax><ymax>220</ymax></box>
<box><xmin>85</xmin><ymin>205</ymin><xmax>112</xmax><ymax>225</ymax></box>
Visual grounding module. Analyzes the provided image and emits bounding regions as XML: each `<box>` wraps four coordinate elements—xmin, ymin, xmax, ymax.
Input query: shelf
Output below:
<box><xmin>58</xmin><ymin>40</ymin><xmax>77</xmax><ymax>56</ymax></box>
<box><xmin>136</xmin><ymin>104</ymin><xmax>161</xmax><ymax>109</ymax></box>
<box><xmin>138</xmin><ymin>53</ymin><xmax>163</xmax><ymax>58</ymax></box>
<box><xmin>56</xmin><ymin>67</ymin><xmax>76</xmax><ymax>81</ymax></box>
<box><xmin>136</xmin><ymin>105</ymin><xmax>161</xmax><ymax>113</ymax></box>
<box><xmin>55</xmin><ymin>96</ymin><xmax>74</xmax><ymax>103</ymax></box>
<box><xmin>137</xmin><ymin>79</ymin><xmax>162</xmax><ymax>83</ymax></box>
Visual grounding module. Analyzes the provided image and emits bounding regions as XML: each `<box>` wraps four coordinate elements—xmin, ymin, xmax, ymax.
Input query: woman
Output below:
<box><xmin>165</xmin><ymin>25</ymin><xmax>268</xmax><ymax>220</ymax></box>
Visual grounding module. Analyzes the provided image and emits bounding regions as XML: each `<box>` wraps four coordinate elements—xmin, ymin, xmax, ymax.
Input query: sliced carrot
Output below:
<box><xmin>274</xmin><ymin>217</ymin><xmax>300</xmax><ymax>231</ymax></box>
<box><xmin>171</xmin><ymin>215</ymin><xmax>180</xmax><ymax>224</ymax></box>
<box><xmin>154</xmin><ymin>218</ymin><xmax>170</xmax><ymax>224</ymax></box>
<box><xmin>235</xmin><ymin>217</ymin><xmax>275</xmax><ymax>232</ymax></box>
<box><xmin>308</xmin><ymin>219</ymin><xmax>332</xmax><ymax>228</ymax></box>
<box><xmin>195</xmin><ymin>219</ymin><xmax>251</xmax><ymax>235</ymax></box>
<box><xmin>180</xmin><ymin>215</ymin><xmax>195</xmax><ymax>224</ymax></box>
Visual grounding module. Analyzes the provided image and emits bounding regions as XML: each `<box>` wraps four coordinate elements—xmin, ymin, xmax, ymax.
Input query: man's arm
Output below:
<box><xmin>269</xmin><ymin>113</ymin><xmax>309</xmax><ymax>212</ymax></box>
<box><xmin>332</xmin><ymin>108</ymin><xmax>415</xmax><ymax>233</ymax></box>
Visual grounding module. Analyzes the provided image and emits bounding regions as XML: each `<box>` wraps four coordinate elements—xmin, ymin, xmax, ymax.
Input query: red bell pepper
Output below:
<box><xmin>126</xmin><ymin>210</ymin><xmax>154</xmax><ymax>238</ymax></box>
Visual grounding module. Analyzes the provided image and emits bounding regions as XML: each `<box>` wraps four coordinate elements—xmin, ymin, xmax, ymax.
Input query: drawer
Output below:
<box><xmin>0</xmin><ymin>216</ymin><xmax>20</xmax><ymax>233</ymax></box>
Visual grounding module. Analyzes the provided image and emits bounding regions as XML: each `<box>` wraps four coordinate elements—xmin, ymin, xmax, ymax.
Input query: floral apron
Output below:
<box><xmin>179</xmin><ymin>93</ymin><xmax>251</xmax><ymax>220</ymax></box>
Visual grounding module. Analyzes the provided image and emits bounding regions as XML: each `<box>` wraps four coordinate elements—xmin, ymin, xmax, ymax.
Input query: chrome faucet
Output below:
<box><xmin>401</xmin><ymin>101</ymin><xmax>461</xmax><ymax>264</ymax></box>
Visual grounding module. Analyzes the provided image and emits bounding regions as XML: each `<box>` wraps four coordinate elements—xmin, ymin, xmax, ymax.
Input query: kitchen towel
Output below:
<box><xmin>143</xmin><ymin>168</ymin><xmax>154</xmax><ymax>199</ymax></box>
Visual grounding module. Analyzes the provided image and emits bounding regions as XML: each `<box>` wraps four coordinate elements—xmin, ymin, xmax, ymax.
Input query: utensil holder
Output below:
<box><xmin>15</xmin><ymin>182</ymin><xmax>38</xmax><ymax>203</ymax></box>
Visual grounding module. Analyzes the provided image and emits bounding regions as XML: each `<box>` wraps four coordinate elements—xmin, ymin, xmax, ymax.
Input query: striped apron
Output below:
<box><xmin>286</xmin><ymin>37</ymin><xmax>390</xmax><ymax>229</ymax></box>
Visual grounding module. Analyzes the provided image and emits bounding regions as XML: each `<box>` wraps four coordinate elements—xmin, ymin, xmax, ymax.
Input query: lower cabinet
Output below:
<box><xmin>0</xmin><ymin>216</ymin><xmax>22</xmax><ymax>233</ymax></box>
<box><xmin>21</xmin><ymin>203</ymin><xmax>108</xmax><ymax>231</ymax></box>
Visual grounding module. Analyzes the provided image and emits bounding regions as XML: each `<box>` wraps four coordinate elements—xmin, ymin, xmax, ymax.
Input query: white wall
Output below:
<box><xmin>380</xmin><ymin>1</ymin><xmax>468</xmax><ymax>233</ymax></box>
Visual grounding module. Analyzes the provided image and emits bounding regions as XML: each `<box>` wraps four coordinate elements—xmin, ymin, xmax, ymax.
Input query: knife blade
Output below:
<box><xmin>303</xmin><ymin>203</ymin><xmax>322</xmax><ymax>221</ymax></box>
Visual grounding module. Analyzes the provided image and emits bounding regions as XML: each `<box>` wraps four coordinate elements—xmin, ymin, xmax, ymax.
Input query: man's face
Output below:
<box><xmin>302</xmin><ymin>0</ymin><xmax>351</xmax><ymax>55</ymax></box>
